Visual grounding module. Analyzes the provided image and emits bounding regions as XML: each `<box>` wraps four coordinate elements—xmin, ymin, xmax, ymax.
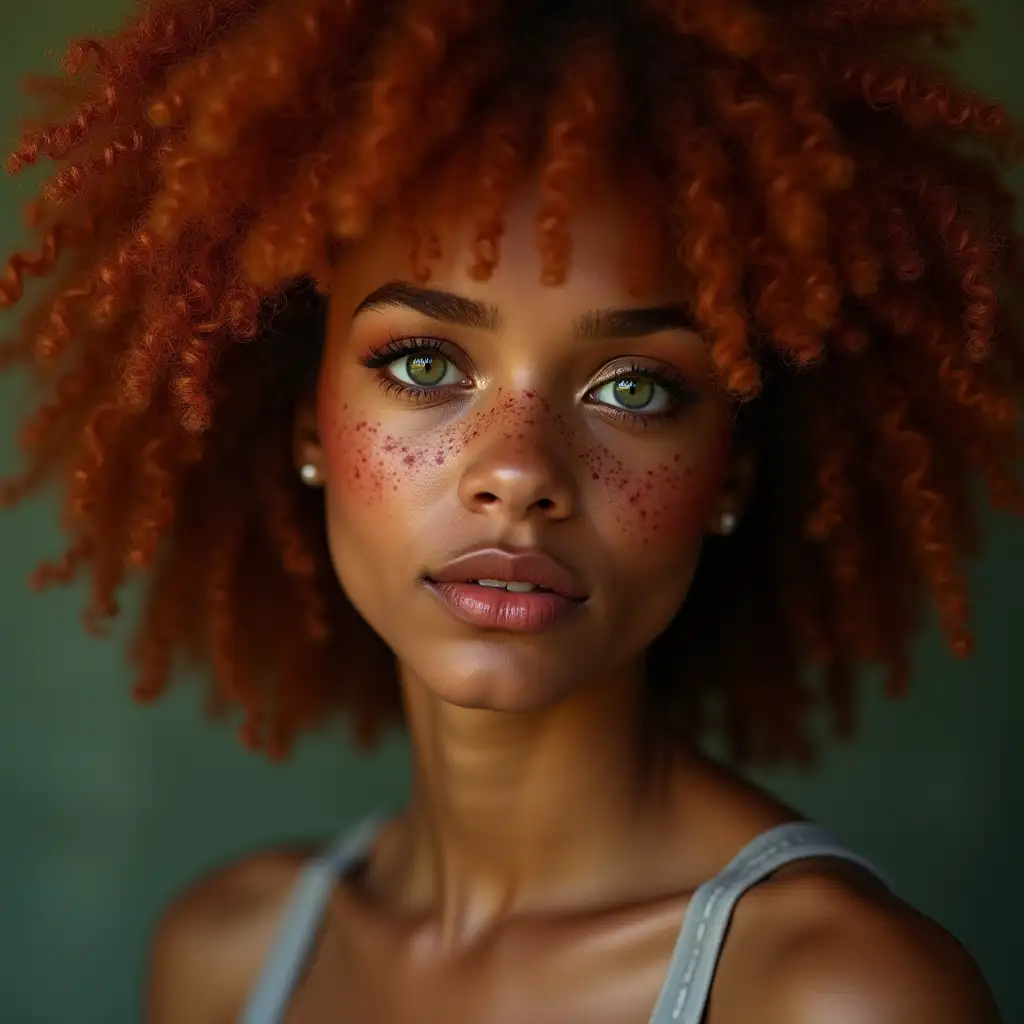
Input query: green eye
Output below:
<box><xmin>389</xmin><ymin>351</ymin><xmax>462</xmax><ymax>388</ymax></box>
<box><xmin>592</xmin><ymin>373</ymin><xmax>672</xmax><ymax>415</ymax></box>
<box><xmin>404</xmin><ymin>353</ymin><xmax>448</xmax><ymax>386</ymax></box>
<box><xmin>610</xmin><ymin>376</ymin><xmax>655</xmax><ymax>410</ymax></box>
<box><xmin>367</xmin><ymin>338</ymin><xmax>468</xmax><ymax>394</ymax></box>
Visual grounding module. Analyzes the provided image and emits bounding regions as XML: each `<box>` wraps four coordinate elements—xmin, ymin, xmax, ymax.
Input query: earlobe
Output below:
<box><xmin>293</xmin><ymin>399</ymin><xmax>325</xmax><ymax>489</ymax></box>
<box><xmin>714</xmin><ymin>510</ymin><xmax>738</xmax><ymax>536</ymax></box>
<box><xmin>299</xmin><ymin>461</ymin><xmax>324</xmax><ymax>488</ymax></box>
<box><xmin>707</xmin><ymin>452</ymin><xmax>755</xmax><ymax>537</ymax></box>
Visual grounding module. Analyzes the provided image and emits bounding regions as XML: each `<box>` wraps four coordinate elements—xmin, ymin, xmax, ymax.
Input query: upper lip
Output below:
<box><xmin>426</xmin><ymin>547</ymin><xmax>588</xmax><ymax>600</ymax></box>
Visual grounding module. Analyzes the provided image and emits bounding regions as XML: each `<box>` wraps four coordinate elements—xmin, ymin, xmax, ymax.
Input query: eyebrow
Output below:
<box><xmin>353</xmin><ymin>281</ymin><xmax>502</xmax><ymax>333</ymax></box>
<box><xmin>353</xmin><ymin>280</ymin><xmax>696</xmax><ymax>340</ymax></box>
<box><xmin>572</xmin><ymin>304</ymin><xmax>696</xmax><ymax>340</ymax></box>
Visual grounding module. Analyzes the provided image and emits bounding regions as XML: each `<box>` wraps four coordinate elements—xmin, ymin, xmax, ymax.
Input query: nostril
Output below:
<box><xmin>476</xmin><ymin>492</ymin><xmax>499</xmax><ymax>505</ymax></box>
<box><xmin>535</xmin><ymin>497</ymin><xmax>555</xmax><ymax>511</ymax></box>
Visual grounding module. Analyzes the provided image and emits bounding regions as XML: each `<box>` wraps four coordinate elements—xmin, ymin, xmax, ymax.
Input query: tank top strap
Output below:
<box><xmin>647</xmin><ymin>822</ymin><xmax>888</xmax><ymax>1024</ymax></box>
<box><xmin>239</xmin><ymin>815</ymin><xmax>384</xmax><ymax>1024</ymax></box>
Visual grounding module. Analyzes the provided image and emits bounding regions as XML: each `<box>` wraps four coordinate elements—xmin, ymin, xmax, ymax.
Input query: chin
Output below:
<box><xmin>405</xmin><ymin>642</ymin><xmax>577</xmax><ymax>713</ymax></box>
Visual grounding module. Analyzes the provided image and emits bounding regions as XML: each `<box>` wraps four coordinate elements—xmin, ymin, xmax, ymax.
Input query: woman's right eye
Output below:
<box><xmin>388</xmin><ymin>351</ymin><xmax>465</xmax><ymax>389</ymax></box>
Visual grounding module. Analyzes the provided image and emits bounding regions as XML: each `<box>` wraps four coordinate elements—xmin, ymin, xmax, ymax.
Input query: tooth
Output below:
<box><xmin>473</xmin><ymin>579</ymin><xmax>539</xmax><ymax>592</ymax></box>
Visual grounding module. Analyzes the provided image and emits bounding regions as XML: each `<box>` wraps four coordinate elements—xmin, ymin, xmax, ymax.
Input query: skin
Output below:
<box><xmin>145</xmin><ymin>178</ymin><xmax>1002</xmax><ymax>1024</ymax></box>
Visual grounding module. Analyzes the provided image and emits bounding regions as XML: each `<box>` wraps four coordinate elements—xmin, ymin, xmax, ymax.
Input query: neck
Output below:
<box><xmin>373</xmin><ymin>662</ymin><xmax>685</xmax><ymax>945</ymax></box>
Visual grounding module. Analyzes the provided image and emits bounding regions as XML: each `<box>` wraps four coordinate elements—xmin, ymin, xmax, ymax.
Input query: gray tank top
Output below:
<box><xmin>240</xmin><ymin>816</ymin><xmax>885</xmax><ymax>1024</ymax></box>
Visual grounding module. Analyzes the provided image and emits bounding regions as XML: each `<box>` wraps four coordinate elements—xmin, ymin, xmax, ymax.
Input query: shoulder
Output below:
<box><xmin>719</xmin><ymin>863</ymin><xmax>1002</xmax><ymax>1024</ymax></box>
<box><xmin>144</xmin><ymin>847</ymin><xmax>315</xmax><ymax>1024</ymax></box>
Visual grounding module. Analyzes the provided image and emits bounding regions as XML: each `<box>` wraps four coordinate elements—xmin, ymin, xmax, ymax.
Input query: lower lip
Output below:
<box><xmin>425</xmin><ymin>581</ymin><xmax>584</xmax><ymax>633</ymax></box>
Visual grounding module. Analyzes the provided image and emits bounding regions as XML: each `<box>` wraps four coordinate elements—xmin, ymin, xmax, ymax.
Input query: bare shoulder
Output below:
<box><xmin>144</xmin><ymin>847</ymin><xmax>314</xmax><ymax>1024</ymax></box>
<box><xmin>719</xmin><ymin>862</ymin><xmax>1002</xmax><ymax>1024</ymax></box>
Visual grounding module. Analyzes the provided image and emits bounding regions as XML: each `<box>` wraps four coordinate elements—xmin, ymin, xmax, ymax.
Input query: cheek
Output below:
<box><xmin>318</xmin><ymin>375</ymin><xmax>392</xmax><ymax>517</ymax></box>
<box><xmin>318</xmin><ymin>396</ymin><xmax>463</xmax><ymax>517</ymax></box>
<box><xmin>319</xmin><ymin>387</ymin><xmax>540</xmax><ymax>513</ymax></box>
<box><xmin>321</xmin><ymin>409</ymin><xmax>390</xmax><ymax>507</ymax></box>
<box><xmin>580</xmin><ymin>436</ymin><xmax>732</xmax><ymax>550</ymax></box>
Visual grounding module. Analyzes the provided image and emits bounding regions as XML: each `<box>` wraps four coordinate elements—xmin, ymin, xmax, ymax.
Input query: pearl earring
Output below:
<box><xmin>299</xmin><ymin>463</ymin><xmax>322</xmax><ymax>487</ymax></box>
<box><xmin>719</xmin><ymin>510</ymin><xmax>738</xmax><ymax>536</ymax></box>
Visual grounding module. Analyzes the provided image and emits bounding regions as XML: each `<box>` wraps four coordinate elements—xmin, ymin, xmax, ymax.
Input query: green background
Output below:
<box><xmin>1</xmin><ymin>1</ymin><xmax>1022</xmax><ymax>1021</ymax></box>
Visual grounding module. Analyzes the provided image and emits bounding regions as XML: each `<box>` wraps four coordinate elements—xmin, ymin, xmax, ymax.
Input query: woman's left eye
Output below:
<box><xmin>590</xmin><ymin>374</ymin><xmax>675</xmax><ymax>415</ymax></box>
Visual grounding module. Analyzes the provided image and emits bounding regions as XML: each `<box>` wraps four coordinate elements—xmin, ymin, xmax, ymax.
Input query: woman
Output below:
<box><xmin>1</xmin><ymin>0</ymin><xmax>1017</xmax><ymax>1020</ymax></box>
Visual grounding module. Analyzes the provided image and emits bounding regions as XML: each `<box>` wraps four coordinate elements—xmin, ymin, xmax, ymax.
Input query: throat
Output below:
<box><xmin>383</xmin><ymin>663</ymin><xmax>677</xmax><ymax>932</ymax></box>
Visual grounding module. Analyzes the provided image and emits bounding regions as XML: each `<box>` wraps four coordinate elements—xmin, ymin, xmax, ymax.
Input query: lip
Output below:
<box><xmin>427</xmin><ymin>548</ymin><xmax>588</xmax><ymax>599</ymax></box>
<box><xmin>424</xmin><ymin>547</ymin><xmax>588</xmax><ymax>634</ymax></box>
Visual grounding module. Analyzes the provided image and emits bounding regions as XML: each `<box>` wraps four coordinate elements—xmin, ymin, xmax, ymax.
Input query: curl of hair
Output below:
<box><xmin>535</xmin><ymin>35</ymin><xmax>623</xmax><ymax>286</ymax></box>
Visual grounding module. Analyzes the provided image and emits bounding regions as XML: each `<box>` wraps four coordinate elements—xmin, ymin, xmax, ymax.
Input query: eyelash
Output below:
<box><xmin>361</xmin><ymin>335</ymin><xmax>449</xmax><ymax>371</ymax></box>
<box><xmin>360</xmin><ymin>336</ymin><xmax>695</xmax><ymax>424</ymax></box>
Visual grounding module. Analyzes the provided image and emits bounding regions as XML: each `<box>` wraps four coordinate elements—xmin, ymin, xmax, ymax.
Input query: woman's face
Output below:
<box><xmin>312</xmin><ymin>179</ymin><xmax>739</xmax><ymax>712</ymax></box>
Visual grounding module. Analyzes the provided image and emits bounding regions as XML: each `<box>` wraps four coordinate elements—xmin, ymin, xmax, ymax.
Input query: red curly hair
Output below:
<box><xmin>1</xmin><ymin>0</ymin><xmax>1022</xmax><ymax>764</ymax></box>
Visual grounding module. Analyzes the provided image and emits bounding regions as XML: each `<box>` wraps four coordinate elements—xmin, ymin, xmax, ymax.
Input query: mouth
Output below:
<box><xmin>423</xmin><ymin>580</ymin><xmax>585</xmax><ymax>633</ymax></box>
<box><xmin>423</xmin><ymin>548</ymin><xmax>588</xmax><ymax>633</ymax></box>
<box><xmin>460</xmin><ymin>578</ymin><xmax>554</xmax><ymax>593</ymax></box>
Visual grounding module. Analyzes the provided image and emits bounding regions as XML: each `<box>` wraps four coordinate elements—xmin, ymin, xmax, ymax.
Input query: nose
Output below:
<box><xmin>457</xmin><ymin>436</ymin><xmax>577</xmax><ymax>524</ymax></box>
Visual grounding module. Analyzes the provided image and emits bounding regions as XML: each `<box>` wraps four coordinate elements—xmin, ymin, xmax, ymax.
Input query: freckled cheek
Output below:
<box><xmin>583</xmin><ymin>441</ymin><xmax>732</xmax><ymax>550</ymax></box>
<box><xmin>320</xmin><ymin>414</ymin><xmax>383</xmax><ymax>503</ymax></box>
<box><xmin>319</xmin><ymin>408</ymin><xmax>460</xmax><ymax>518</ymax></box>
<box><xmin>635</xmin><ymin>460</ymin><xmax>727</xmax><ymax>544</ymax></box>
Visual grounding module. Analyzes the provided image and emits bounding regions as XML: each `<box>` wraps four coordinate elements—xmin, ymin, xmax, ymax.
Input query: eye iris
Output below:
<box><xmin>613</xmin><ymin>376</ymin><xmax>654</xmax><ymax>410</ymax></box>
<box><xmin>406</xmin><ymin>353</ymin><xmax>447</xmax><ymax>386</ymax></box>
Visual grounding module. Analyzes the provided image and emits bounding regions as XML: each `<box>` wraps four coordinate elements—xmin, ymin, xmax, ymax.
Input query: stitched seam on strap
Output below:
<box><xmin>669</xmin><ymin>835</ymin><xmax>803</xmax><ymax>1020</ymax></box>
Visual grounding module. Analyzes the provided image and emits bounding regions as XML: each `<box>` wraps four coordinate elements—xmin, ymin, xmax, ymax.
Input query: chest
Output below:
<box><xmin>281</xmin><ymin>896</ymin><xmax>698</xmax><ymax>1024</ymax></box>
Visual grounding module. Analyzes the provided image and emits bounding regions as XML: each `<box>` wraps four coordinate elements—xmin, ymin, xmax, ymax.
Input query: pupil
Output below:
<box><xmin>614</xmin><ymin>376</ymin><xmax>654</xmax><ymax>410</ymax></box>
<box><xmin>407</xmin><ymin>354</ymin><xmax>446</xmax><ymax>386</ymax></box>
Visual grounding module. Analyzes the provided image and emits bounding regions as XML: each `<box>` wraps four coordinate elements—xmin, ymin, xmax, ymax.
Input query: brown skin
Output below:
<box><xmin>145</xmin><ymin>179</ymin><xmax>1002</xmax><ymax>1023</ymax></box>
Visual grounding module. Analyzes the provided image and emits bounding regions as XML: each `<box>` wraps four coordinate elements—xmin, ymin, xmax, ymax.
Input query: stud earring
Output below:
<box><xmin>299</xmin><ymin>463</ymin><xmax>322</xmax><ymax>487</ymax></box>
<box><xmin>718</xmin><ymin>510</ymin><xmax>738</xmax><ymax>536</ymax></box>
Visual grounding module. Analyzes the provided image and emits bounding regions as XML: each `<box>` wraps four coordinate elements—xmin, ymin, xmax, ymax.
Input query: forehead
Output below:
<box><xmin>328</xmin><ymin>173</ymin><xmax>686</xmax><ymax>321</ymax></box>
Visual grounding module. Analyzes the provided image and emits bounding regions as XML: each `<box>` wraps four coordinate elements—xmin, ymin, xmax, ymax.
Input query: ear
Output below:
<box><xmin>293</xmin><ymin>395</ymin><xmax>325</xmax><ymax>488</ymax></box>
<box><xmin>707</xmin><ymin>450</ymin><xmax>755</xmax><ymax>537</ymax></box>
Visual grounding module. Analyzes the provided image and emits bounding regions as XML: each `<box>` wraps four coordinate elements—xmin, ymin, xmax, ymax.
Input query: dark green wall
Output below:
<box><xmin>1</xmin><ymin>2</ymin><xmax>1021</xmax><ymax>1021</ymax></box>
